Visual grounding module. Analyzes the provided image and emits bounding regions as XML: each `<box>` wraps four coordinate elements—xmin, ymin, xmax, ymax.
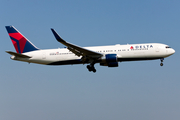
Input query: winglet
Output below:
<box><xmin>51</xmin><ymin>29</ymin><xmax>66</xmax><ymax>43</ymax></box>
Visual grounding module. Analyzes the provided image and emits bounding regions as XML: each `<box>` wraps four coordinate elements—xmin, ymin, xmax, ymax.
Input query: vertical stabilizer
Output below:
<box><xmin>5</xmin><ymin>26</ymin><xmax>39</xmax><ymax>53</ymax></box>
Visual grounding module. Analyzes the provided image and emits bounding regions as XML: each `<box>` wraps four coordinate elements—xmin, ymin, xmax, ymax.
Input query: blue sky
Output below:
<box><xmin>0</xmin><ymin>0</ymin><xmax>180</xmax><ymax>120</ymax></box>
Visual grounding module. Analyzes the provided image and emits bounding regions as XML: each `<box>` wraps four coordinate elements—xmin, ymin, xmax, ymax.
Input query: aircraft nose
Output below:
<box><xmin>170</xmin><ymin>48</ymin><xmax>175</xmax><ymax>55</ymax></box>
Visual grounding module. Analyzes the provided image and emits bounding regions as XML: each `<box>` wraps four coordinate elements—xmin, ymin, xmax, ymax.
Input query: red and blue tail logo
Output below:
<box><xmin>5</xmin><ymin>26</ymin><xmax>39</xmax><ymax>53</ymax></box>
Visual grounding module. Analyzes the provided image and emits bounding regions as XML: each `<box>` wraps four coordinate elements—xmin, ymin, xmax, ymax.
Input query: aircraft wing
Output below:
<box><xmin>6</xmin><ymin>51</ymin><xmax>31</xmax><ymax>58</ymax></box>
<box><xmin>51</xmin><ymin>29</ymin><xmax>103</xmax><ymax>59</ymax></box>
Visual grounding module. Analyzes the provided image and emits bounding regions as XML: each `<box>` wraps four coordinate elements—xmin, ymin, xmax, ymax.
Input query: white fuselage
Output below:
<box><xmin>11</xmin><ymin>43</ymin><xmax>175</xmax><ymax>66</ymax></box>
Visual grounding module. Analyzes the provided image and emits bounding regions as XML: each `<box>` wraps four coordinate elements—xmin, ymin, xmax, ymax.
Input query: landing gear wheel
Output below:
<box><xmin>92</xmin><ymin>68</ymin><xmax>96</xmax><ymax>73</ymax></box>
<box><xmin>87</xmin><ymin>65</ymin><xmax>91</xmax><ymax>71</ymax></box>
<box><xmin>86</xmin><ymin>65</ymin><xmax>96</xmax><ymax>73</ymax></box>
<box><xmin>160</xmin><ymin>58</ymin><xmax>164</xmax><ymax>67</ymax></box>
<box><xmin>160</xmin><ymin>63</ymin><xmax>163</xmax><ymax>66</ymax></box>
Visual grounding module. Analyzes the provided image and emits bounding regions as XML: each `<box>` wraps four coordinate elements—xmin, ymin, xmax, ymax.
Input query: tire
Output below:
<box><xmin>160</xmin><ymin>63</ymin><xmax>163</xmax><ymax>66</ymax></box>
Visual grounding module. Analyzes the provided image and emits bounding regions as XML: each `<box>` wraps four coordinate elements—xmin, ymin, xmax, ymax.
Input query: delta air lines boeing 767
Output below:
<box><xmin>5</xmin><ymin>26</ymin><xmax>175</xmax><ymax>73</ymax></box>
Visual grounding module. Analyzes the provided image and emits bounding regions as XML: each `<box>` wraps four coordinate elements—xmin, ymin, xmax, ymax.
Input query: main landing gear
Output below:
<box><xmin>82</xmin><ymin>57</ymin><xmax>97</xmax><ymax>73</ymax></box>
<box><xmin>160</xmin><ymin>58</ymin><xmax>164</xmax><ymax>66</ymax></box>
<box><xmin>87</xmin><ymin>64</ymin><xmax>96</xmax><ymax>73</ymax></box>
<box><xmin>87</xmin><ymin>65</ymin><xmax>96</xmax><ymax>73</ymax></box>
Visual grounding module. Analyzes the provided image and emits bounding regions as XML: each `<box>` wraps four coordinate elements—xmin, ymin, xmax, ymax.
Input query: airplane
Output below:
<box><xmin>5</xmin><ymin>26</ymin><xmax>175</xmax><ymax>73</ymax></box>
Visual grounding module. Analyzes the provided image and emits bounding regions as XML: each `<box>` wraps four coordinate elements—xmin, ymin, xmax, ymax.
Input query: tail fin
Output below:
<box><xmin>5</xmin><ymin>26</ymin><xmax>39</xmax><ymax>53</ymax></box>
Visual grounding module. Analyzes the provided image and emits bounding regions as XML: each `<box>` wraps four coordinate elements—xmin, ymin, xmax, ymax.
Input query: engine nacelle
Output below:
<box><xmin>100</xmin><ymin>54</ymin><xmax>118</xmax><ymax>67</ymax></box>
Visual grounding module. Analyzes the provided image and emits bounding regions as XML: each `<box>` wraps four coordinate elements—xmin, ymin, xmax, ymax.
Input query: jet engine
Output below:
<box><xmin>100</xmin><ymin>54</ymin><xmax>118</xmax><ymax>67</ymax></box>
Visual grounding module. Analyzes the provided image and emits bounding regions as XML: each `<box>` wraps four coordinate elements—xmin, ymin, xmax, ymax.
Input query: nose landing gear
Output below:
<box><xmin>160</xmin><ymin>58</ymin><xmax>164</xmax><ymax>66</ymax></box>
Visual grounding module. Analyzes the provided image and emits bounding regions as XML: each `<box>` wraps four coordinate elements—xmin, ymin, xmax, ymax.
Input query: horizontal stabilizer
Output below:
<box><xmin>6</xmin><ymin>51</ymin><xmax>31</xmax><ymax>58</ymax></box>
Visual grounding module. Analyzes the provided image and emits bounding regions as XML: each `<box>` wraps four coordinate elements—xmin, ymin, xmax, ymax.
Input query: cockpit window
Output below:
<box><xmin>166</xmin><ymin>46</ymin><xmax>171</xmax><ymax>48</ymax></box>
